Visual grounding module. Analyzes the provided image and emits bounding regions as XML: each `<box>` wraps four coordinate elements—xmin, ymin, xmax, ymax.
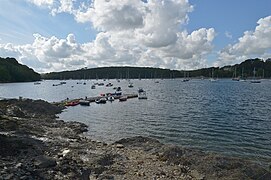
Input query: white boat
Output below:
<box><xmin>95</xmin><ymin>97</ymin><xmax>107</xmax><ymax>104</ymax></box>
<box><xmin>210</xmin><ymin>68</ymin><xmax>217</xmax><ymax>82</ymax></box>
<box><xmin>107</xmin><ymin>96</ymin><xmax>114</xmax><ymax>102</ymax></box>
<box><xmin>138</xmin><ymin>91</ymin><xmax>147</xmax><ymax>99</ymax></box>
<box><xmin>251</xmin><ymin>67</ymin><xmax>261</xmax><ymax>83</ymax></box>
<box><xmin>138</xmin><ymin>88</ymin><xmax>144</xmax><ymax>93</ymax></box>
<box><xmin>182</xmin><ymin>71</ymin><xmax>190</xmax><ymax>82</ymax></box>
<box><xmin>128</xmin><ymin>83</ymin><xmax>133</xmax><ymax>88</ymax></box>
<box><xmin>232</xmin><ymin>67</ymin><xmax>240</xmax><ymax>81</ymax></box>
<box><xmin>115</xmin><ymin>87</ymin><xmax>122</xmax><ymax>96</ymax></box>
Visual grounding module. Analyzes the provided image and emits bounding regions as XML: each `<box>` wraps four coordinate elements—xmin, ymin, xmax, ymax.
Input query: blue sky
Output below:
<box><xmin>0</xmin><ymin>0</ymin><xmax>270</xmax><ymax>72</ymax></box>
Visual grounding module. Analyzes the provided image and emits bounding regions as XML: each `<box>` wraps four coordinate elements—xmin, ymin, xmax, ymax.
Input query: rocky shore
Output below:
<box><xmin>0</xmin><ymin>99</ymin><xmax>270</xmax><ymax>180</ymax></box>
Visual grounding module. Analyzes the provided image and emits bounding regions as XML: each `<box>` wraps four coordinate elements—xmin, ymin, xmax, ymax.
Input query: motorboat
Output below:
<box><xmin>79</xmin><ymin>100</ymin><xmax>90</xmax><ymax>106</ymax></box>
<box><xmin>115</xmin><ymin>87</ymin><xmax>122</xmax><ymax>96</ymax></box>
<box><xmin>107</xmin><ymin>96</ymin><xmax>115</xmax><ymax>102</ymax></box>
<box><xmin>106</xmin><ymin>82</ymin><xmax>113</xmax><ymax>87</ymax></box>
<box><xmin>138</xmin><ymin>91</ymin><xmax>147</xmax><ymax>99</ymax></box>
<box><xmin>95</xmin><ymin>97</ymin><xmax>107</xmax><ymax>104</ymax></box>
<box><xmin>138</xmin><ymin>88</ymin><xmax>144</xmax><ymax>93</ymax></box>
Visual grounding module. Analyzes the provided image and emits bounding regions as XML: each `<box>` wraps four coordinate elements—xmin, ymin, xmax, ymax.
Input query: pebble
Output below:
<box><xmin>116</xmin><ymin>144</ymin><xmax>124</xmax><ymax>149</ymax></box>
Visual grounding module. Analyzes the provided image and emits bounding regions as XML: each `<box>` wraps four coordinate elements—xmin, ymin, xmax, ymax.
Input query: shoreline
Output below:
<box><xmin>0</xmin><ymin>98</ymin><xmax>270</xmax><ymax>179</ymax></box>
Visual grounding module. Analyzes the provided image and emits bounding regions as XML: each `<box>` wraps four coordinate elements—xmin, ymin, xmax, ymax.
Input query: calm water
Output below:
<box><xmin>1</xmin><ymin>79</ymin><xmax>271</xmax><ymax>165</ymax></box>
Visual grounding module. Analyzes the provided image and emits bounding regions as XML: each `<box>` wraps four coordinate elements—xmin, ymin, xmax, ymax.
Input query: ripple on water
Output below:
<box><xmin>45</xmin><ymin>79</ymin><xmax>271</xmax><ymax>165</ymax></box>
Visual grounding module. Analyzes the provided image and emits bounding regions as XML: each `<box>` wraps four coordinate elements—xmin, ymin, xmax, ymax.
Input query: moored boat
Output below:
<box><xmin>138</xmin><ymin>88</ymin><xmax>144</xmax><ymax>93</ymax></box>
<box><xmin>95</xmin><ymin>97</ymin><xmax>107</xmax><ymax>104</ymax></box>
<box><xmin>65</xmin><ymin>101</ymin><xmax>79</xmax><ymax>106</ymax></box>
<box><xmin>128</xmin><ymin>83</ymin><xmax>133</xmax><ymax>88</ymax></box>
<box><xmin>79</xmin><ymin>100</ymin><xmax>90</xmax><ymax>106</ymax></box>
<box><xmin>138</xmin><ymin>91</ymin><xmax>147</xmax><ymax>99</ymax></box>
<box><xmin>107</xmin><ymin>96</ymin><xmax>115</xmax><ymax>102</ymax></box>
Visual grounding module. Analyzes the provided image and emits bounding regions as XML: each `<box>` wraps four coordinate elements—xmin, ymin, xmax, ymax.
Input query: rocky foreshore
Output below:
<box><xmin>0</xmin><ymin>99</ymin><xmax>270</xmax><ymax>180</ymax></box>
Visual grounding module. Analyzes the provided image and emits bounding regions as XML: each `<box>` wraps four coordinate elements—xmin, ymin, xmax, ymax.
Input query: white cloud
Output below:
<box><xmin>28</xmin><ymin>0</ymin><xmax>54</xmax><ymax>7</ymax></box>
<box><xmin>0</xmin><ymin>34</ymin><xmax>86</xmax><ymax>72</ymax></box>
<box><xmin>225</xmin><ymin>31</ymin><xmax>232</xmax><ymax>39</ymax></box>
<box><xmin>1</xmin><ymin>0</ymin><xmax>217</xmax><ymax>72</ymax></box>
<box><xmin>51</xmin><ymin>0</ymin><xmax>75</xmax><ymax>15</ymax></box>
<box><xmin>217</xmin><ymin>16</ymin><xmax>271</xmax><ymax>66</ymax></box>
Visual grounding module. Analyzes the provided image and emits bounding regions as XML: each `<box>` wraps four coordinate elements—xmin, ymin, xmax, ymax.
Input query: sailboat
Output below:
<box><xmin>182</xmin><ymin>71</ymin><xmax>190</xmax><ymax>82</ymax></box>
<box><xmin>232</xmin><ymin>67</ymin><xmax>240</xmax><ymax>81</ymax></box>
<box><xmin>239</xmin><ymin>67</ymin><xmax>246</xmax><ymax>81</ymax></box>
<box><xmin>251</xmin><ymin>67</ymin><xmax>261</xmax><ymax>83</ymax></box>
<box><xmin>210</xmin><ymin>68</ymin><xmax>217</xmax><ymax>82</ymax></box>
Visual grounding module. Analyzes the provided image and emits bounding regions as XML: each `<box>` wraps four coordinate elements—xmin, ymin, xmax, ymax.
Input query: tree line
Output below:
<box><xmin>1</xmin><ymin>57</ymin><xmax>271</xmax><ymax>83</ymax></box>
<box><xmin>43</xmin><ymin>58</ymin><xmax>271</xmax><ymax>80</ymax></box>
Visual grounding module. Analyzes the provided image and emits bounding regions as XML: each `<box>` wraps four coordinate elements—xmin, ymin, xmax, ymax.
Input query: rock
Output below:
<box><xmin>81</xmin><ymin>168</ymin><xmax>91</xmax><ymax>180</ymax></box>
<box><xmin>15</xmin><ymin>162</ymin><xmax>22</xmax><ymax>168</ymax></box>
<box><xmin>34</xmin><ymin>155</ymin><xmax>57</xmax><ymax>168</ymax></box>
<box><xmin>4</xmin><ymin>173</ymin><xmax>14</xmax><ymax>180</ymax></box>
<box><xmin>159</xmin><ymin>145</ymin><xmax>183</xmax><ymax>164</ymax></box>
<box><xmin>116</xmin><ymin>144</ymin><xmax>124</xmax><ymax>149</ymax></box>
<box><xmin>190</xmin><ymin>170</ymin><xmax>205</xmax><ymax>180</ymax></box>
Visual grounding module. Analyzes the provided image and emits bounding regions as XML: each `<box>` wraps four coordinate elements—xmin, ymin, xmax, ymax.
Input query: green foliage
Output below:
<box><xmin>0</xmin><ymin>57</ymin><xmax>41</xmax><ymax>83</ymax></box>
<box><xmin>42</xmin><ymin>58</ymin><xmax>271</xmax><ymax>80</ymax></box>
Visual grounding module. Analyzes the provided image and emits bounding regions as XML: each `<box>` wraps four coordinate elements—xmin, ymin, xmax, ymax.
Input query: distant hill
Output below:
<box><xmin>0</xmin><ymin>57</ymin><xmax>41</xmax><ymax>83</ymax></box>
<box><xmin>42</xmin><ymin>66</ymin><xmax>183</xmax><ymax>80</ymax></box>
<box><xmin>42</xmin><ymin>58</ymin><xmax>271</xmax><ymax>80</ymax></box>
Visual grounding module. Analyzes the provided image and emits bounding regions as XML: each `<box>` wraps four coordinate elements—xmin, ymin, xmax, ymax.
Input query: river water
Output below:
<box><xmin>1</xmin><ymin>79</ymin><xmax>271</xmax><ymax>166</ymax></box>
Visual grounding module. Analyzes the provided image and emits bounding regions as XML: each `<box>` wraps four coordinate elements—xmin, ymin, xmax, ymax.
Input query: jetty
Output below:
<box><xmin>55</xmin><ymin>93</ymin><xmax>138</xmax><ymax>106</ymax></box>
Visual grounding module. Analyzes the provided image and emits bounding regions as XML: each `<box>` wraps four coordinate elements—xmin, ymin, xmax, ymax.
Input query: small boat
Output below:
<box><xmin>138</xmin><ymin>88</ymin><xmax>144</xmax><ymax>93</ymax></box>
<box><xmin>60</xmin><ymin>81</ymin><xmax>66</xmax><ymax>84</ymax></box>
<box><xmin>232</xmin><ymin>67</ymin><xmax>240</xmax><ymax>81</ymax></box>
<box><xmin>115</xmin><ymin>87</ymin><xmax>122</xmax><ymax>96</ymax></box>
<box><xmin>119</xmin><ymin>96</ymin><xmax>128</xmax><ymax>102</ymax></box>
<box><xmin>91</xmin><ymin>85</ymin><xmax>96</xmax><ymax>89</ymax></box>
<box><xmin>138</xmin><ymin>91</ymin><xmax>147</xmax><ymax>99</ymax></box>
<box><xmin>106</xmin><ymin>82</ymin><xmax>113</xmax><ymax>87</ymax></box>
<box><xmin>95</xmin><ymin>97</ymin><xmax>107</xmax><ymax>104</ymax></box>
<box><xmin>79</xmin><ymin>100</ymin><xmax>90</xmax><ymax>106</ymax></box>
<box><xmin>251</xmin><ymin>80</ymin><xmax>261</xmax><ymax>83</ymax></box>
<box><xmin>107</xmin><ymin>96</ymin><xmax>115</xmax><ymax>102</ymax></box>
<box><xmin>65</xmin><ymin>101</ymin><xmax>79</xmax><ymax>106</ymax></box>
<box><xmin>128</xmin><ymin>83</ymin><xmax>133</xmax><ymax>88</ymax></box>
<box><xmin>251</xmin><ymin>67</ymin><xmax>261</xmax><ymax>83</ymax></box>
<box><xmin>34</xmin><ymin>82</ymin><xmax>41</xmax><ymax>85</ymax></box>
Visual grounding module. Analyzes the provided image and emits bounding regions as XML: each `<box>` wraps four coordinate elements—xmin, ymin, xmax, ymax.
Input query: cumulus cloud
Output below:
<box><xmin>2</xmin><ymin>0</ymin><xmax>218</xmax><ymax>72</ymax></box>
<box><xmin>28</xmin><ymin>0</ymin><xmax>54</xmax><ymax>7</ymax></box>
<box><xmin>217</xmin><ymin>16</ymin><xmax>271</xmax><ymax>66</ymax></box>
<box><xmin>51</xmin><ymin>0</ymin><xmax>75</xmax><ymax>15</ymax></box>
<box><xmin>0</xmin><ymin>34</ymin><xmax>87</xmax><ymax>72</ymax></box>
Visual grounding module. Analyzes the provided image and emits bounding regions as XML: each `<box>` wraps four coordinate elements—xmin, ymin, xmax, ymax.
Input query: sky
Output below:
<box><xmin>0</xmin><ymin>0</ymin><xmax>270</xmax><ymax>73</ymax></box>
